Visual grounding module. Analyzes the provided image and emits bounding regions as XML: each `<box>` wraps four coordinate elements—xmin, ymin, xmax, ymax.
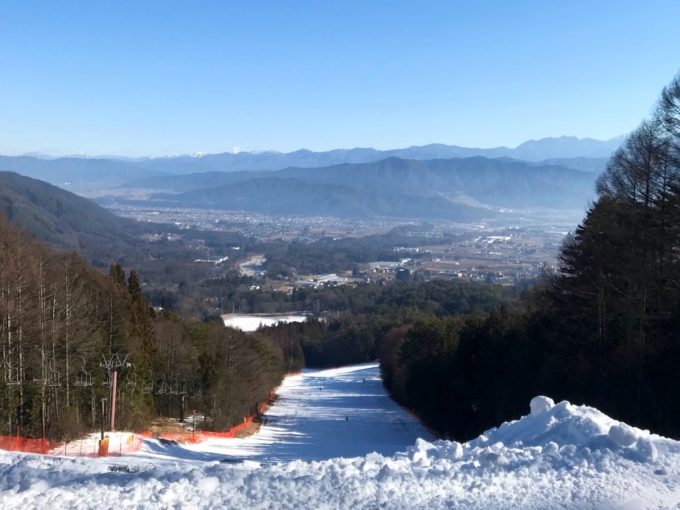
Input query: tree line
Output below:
<box><xmin>254</xmin><ymin>279</ymin><xmax>515</xmax><ymax>370</ymax></box>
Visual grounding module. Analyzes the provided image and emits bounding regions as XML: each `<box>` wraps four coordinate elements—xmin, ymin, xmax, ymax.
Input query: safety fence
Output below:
<box><xmin>49</xmin><ymin>433</ymin><xmax>145</xmax><ymax>457</ymax></box>
<box><xmin>0</xmin><ymin>436</ymin><xmax>54</xmax><ymax>455</ymax></box>
<box><xmin>0</xmin><ymin>413</ymin><xmax>259</xmax><ymax>458</ymax></box>
<box><xmin>0</xmin><ymin>377</ymin><xmax>283</xmax><ymax>457</ymax></box>
<box><xmin>138</xmin><ymin>414</ymin><xmax>256</xmax><ymax>445</ymax></box>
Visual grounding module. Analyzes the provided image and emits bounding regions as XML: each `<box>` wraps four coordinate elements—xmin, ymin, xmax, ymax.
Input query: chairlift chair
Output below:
<box><xmin>126</xmin><ymin>373</ymin><xmax>137</xmax><ymax>390</ymax></box>
<box><xmin>47</xmin><ymin>364</ymin><xmax>61</xmax><ymax>387</ymax></box>
<box><xmin>4</xmin><ymin>363</ymin><xmax>21</xmax><ymax>385</ymax></box>
<box><xmin>3</xmin><ymin>357</ymin><xmax>20</xmax><ymax>385</ymax></box>
<box><xmin>74</xmin><ymin>360</ymin><xmax>92</xmax><ymax>387</ymax></box>
<box><xmin>157</xmin><ymin>381</ymin><xmax>170</xmax><ymax>395</ymax></box>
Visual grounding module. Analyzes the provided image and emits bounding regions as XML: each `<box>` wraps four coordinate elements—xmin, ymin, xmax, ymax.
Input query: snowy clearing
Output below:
<box><xmin>222</xmin><ymin>313</ymin><xmax>309</xmax><ymax>332</ymax></box>
<box><xmin>2</xmin><ymin>365</ymin><xmax>680</xmax><ymax>509</ymax></box>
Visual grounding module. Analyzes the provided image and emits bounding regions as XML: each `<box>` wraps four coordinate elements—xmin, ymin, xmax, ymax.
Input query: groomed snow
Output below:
<box><xmin>222</xmin><ymin>314</ymin><xmax>308</xmax><ymax>332</ymax></box>
<box><xmin>2</xmin><ymin>365</ymin><xmax>680</xmax><ymax>509</ymax></box>
<box><xmin>170</xmin><ymin>363</ymin><xmax>433</xmax><ymax>462</ymax></box>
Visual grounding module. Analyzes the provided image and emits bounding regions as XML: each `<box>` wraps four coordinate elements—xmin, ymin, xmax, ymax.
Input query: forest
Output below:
<box><xmin>0</xmin><ymin>216</ymin><xmax>286</xmax><ymax>440</ymax></box>
<box><xmin>380</xmin><ymin>72</ymin><xmax>680</xmax><ymax>440</ymax></box>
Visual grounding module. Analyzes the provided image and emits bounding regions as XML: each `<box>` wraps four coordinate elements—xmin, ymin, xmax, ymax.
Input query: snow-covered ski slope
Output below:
<box><xmin>2</xmin><ymin>363</ymin><xmax>680</xmax><ymax>509</ymax></box>
<box><xmin>137</xmin><ymin>362</ymin><xmax>433</xmax><ymax>463</ymax></box>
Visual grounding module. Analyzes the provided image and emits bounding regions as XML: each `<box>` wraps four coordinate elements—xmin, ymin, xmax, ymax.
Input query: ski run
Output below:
<box><xmin>2</xmin><ymin>363</ymin><xmax>680</xmax><ymax>509</ymax></box>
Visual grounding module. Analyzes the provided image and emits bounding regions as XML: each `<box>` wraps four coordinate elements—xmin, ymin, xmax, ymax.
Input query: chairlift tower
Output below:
<box><xmin>100</xmin><ymin>353</ymin><xmax>131</xmax><ymax>431</ymax></box>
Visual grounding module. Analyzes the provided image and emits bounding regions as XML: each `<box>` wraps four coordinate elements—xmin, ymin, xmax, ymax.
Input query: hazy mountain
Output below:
<box><xmin>159</xmin><ymin>176</ymin><xmax>494</xmax><ymax>221</ymax></box>
<box><xmin>127</xmin><ymin>155</ymin><xmax>598</xmax><ymax>198</ymax></box>
<box><xmin>0</xmin><ymin>155</ymin><xmax>155</xmax><ymax>187</ymax></box>
<box><xmin>0</xmin><ymin>171</ymin><xmax>142</xmax><ymax>265</ymax></box>
<box><xmin>273</xmin><ymin>157</ymin><xmax>597</xmax><ymax>209</ymax></box>
<box><xmin>511</xmin><ymin>136</ymin><xmax>623</xmax><ymax>160</ymax></box>
<box><xmin>537</xmin><ymin>157</ymin><xmax>609</xmax><ymax>173</ymax></box>
<box><xmin>124</xmin><ymin>170</ymin><xmax>266</xmax><ymax>192</ymax></box>
<box><xmin>139</xmin><ymin>156</ymin><xmax>597</xmax><ymax>220</ymax></box>
<box><xmin>0</xmin><ymin>136</ymin><xmax>621</xmax><ymax>187</ymax></box>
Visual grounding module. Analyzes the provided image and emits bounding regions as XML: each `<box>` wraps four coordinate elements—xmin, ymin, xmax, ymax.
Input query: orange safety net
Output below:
<box><xmin>0</xmin><ymin>435</ymin><xmax>54</xmax><ymax>454</ymax></box>
<box><xmin>1</xmin><ymin>390</ymin><xmax>279</xmax><ymax>456</ymax></box>
<box><xmin>140</xmin><ymin>414</ymin><xmax>256</xmax><ymax>444</ymax></box>
<box><xmin>0</xmin><ymin>415</ymin><xmax>258</xmax><ymax>456</ymax></box>
<box><xmin>196</xmin><ymin>415</ymin><xmax>255</xmax><ymax>440</ymax></box>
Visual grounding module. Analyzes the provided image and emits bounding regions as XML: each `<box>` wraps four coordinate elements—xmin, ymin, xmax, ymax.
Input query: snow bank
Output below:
<box><xmin>2</xmin><ymin>395</ymin><xmax>680</xmax><ymax>509</ymax></box>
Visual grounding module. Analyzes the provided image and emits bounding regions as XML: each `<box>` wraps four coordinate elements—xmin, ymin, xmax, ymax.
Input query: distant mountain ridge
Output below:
<box><xmin>1</xmin><ymin>136</ymin><xmax>621</xmax><ymax>186</ymax></box>
<box><xmin>0</xmin><ymin>155</ymin><xmax>157</xmax><ymax>187</ymax></box>
<box><xmin>0</xmin><ymin>171</ymin><xmax>144</xmax><ymax>266</ymax></box>
<box><xmin>163</xmin><ymin>175</ymin><xmax>492</xmax><ymax>221</ymax></box>
<box><xmin>122</xmin><ymin>135</ymin><xmax>623</xmax><ymax>175</ymax></box>
<box><xmin>127</xmin><ymin>156</ymin><xmax>598</xmax><ymax>220</ymax></box>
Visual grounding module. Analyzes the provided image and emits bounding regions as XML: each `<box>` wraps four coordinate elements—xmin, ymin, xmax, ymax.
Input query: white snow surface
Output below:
<box><xmin>2</xmin><ymin>363</ymin><xmax>680</xmax><ymax>509</ymax></box>
<box><xmin>222</xmin><ymin>314</ymin><xmax>308</xmax><ymax>332</ymax></box>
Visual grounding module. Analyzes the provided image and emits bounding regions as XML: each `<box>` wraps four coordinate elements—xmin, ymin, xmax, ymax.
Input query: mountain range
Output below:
<box><xmin>130</xmin><ymin>136</ymin><xmax>619</xmax><ymax>176</ymax></box>
<box><xmin>0</xmin><ymin>136</ymin><xmax>620</xmax><ymax>187</ymax></box>
<box><xmin>0</xmin><ymin>136</ymin><xmax>616</xmax><ymax>223</ymax></box>
<box><xmin>118</xmin><ymin>156</ymin><xmax>598</xmax><ymax>220</ymax></box>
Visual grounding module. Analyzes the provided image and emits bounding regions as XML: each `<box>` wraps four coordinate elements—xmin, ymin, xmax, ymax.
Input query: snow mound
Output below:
<box><xmin>470</xmin><ymin>397</ymin><xmax>661</xmax><ymax>463</ymax></box>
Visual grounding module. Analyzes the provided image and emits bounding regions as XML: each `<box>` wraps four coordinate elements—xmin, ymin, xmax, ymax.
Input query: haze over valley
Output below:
<box><xmin>0</xmin><ymin>135</ymin><xmax>612</xmax><ymax>308</ymax></box>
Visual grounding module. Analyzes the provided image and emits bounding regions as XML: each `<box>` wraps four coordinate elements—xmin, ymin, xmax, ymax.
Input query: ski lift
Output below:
<box><xmin>47</xmin><ymin>361</ymin><xmax>61</xmax><ymax>387</ymax></box>
<box><xmin>100</xmin><ymin>352</ymin><xmax>130</xmax><ymax>387</ymax></box>
<box><xmin>126</xmin><ymin>373</ymin><xmax>137</xmax><ymax>390</ymax></box>
<box><xmin>74</xmin><ymin>360</ymin><xmax>92</xmax><ymax>387</ymax></box>
<box><xmin>31</xmin><ymin>369</ymin><xmax>47</xmax><ymax>386</ymax></box>
<box><xmin>4</xmin><ymin>356</ymin><xmax>21</xmax><ymax>385</ymax></box>
<box><xmin>5</xmin><ymin>371</ymin><xmax>21</xmax><ymax>386</ymax></box>
<box><xmin>166</xmin><ymin>380</ymin><xmax>180</xmax><ymax>396</ymax></box>
<box><xmin>156</xmin><ymin>380</ymin><xmax>170</xmax><ymax>395</ymax></box>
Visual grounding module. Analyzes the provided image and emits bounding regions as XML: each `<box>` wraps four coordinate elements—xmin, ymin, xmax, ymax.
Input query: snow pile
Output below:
<box><xmin>467</xmin><ymin>395</ymin><xmax>661</xmax><ymax>463</ymax></box>
<box><xmin>2</xmin><ymin>389</ymin><xmax>680</xmax><ymax>508</ymax></box>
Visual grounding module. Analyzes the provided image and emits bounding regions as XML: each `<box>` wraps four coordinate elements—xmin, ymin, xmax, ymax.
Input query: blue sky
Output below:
<box><xmin>1</xmin><ymin>1</ymin><xmax>679</xmax><ymax>157</ymax></box>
